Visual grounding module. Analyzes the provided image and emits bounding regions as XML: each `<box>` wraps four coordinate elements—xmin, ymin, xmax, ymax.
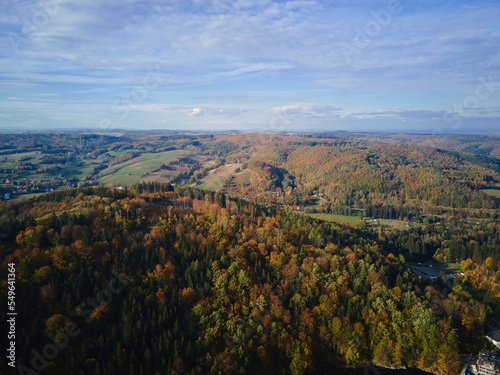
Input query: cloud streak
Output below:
<box><xmin>0</xmin><ymin>0</ymin><xmax>499</xmax><ymax>132</ymax></box>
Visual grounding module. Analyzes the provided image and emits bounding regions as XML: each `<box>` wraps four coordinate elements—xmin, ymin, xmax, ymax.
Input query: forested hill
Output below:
<box><xmin>2</xmin><ymin>132</ymin><xmax>499</xmax><ymax>219</ymax></box>
<box><xmin>219</xmin><ymin>134</ymin><xmax>500</xmax><ymax>212</ymax></box>
<box><xmin>0</xmin><ymin>185</ymin><xmax>488</xmax><ymax>374</ymax></box>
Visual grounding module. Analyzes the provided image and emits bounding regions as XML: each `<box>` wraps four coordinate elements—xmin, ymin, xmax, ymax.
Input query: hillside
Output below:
<box><xmin>0</xmin><ymin>185</ymin><xmax>493</xmax><ymax>374</ymax></box>
<box><xmin>2</xmin><ymin>132</ymin><xmax>499</xmax><ymax>222</ymax></box>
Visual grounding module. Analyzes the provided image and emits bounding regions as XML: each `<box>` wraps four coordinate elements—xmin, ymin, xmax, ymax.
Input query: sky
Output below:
<box><xmin>1</xmin><ymin>0</ymin><xmax>499</xmax><ymax>134</ymax></box>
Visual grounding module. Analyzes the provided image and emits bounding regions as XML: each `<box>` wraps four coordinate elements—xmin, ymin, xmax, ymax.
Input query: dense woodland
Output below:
<box><xmin>223</xmin><ymin>136</ymin><xmax>500</xmax><ymax>213</ymax></box>
<box><xmin>0</xmin><ymin>184</ymin><xmax>497</xmax><ymax>375</ymax></box>
<box><xmin>1</xmin><ymin>132</ymin><xmax>500</xmax><ymax>374</ymax></box>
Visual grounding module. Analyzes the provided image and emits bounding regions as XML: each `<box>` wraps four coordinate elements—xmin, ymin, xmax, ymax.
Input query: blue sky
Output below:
<box><xmin>1</xmin><ymin>0</ymin><xmax>499</xmax><ymax>133</ymax></box>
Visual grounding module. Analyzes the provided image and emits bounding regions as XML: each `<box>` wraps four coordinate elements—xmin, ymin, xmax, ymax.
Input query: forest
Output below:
<box><xmin>0</xmin><ymin>183</ymin><xmax>497</xmax><ymax>375</ymax></box>
<box><xmin>1</xmin><ymin>131</ymin><xmax>500</xmax><ymax>374</ymax></box>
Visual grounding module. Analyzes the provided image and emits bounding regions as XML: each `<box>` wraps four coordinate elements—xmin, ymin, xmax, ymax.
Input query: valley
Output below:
<box><xmin>1</xmin><ymin>130</ymin><xmax>499</xmax><ymax>374</ymax></box>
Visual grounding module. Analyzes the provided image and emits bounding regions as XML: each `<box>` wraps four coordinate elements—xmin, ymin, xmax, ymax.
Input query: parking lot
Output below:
<box><xmin>411</xmin><ymin>264</ymin><xmax>463</xmax><ymax>280</ymax></box>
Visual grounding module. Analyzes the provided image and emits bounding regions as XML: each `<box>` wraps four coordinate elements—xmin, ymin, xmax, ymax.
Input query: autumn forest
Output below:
<box><xmin>1</xmin><ymin>131</ymin><xmax>499</xmax><ymax>375</ymax></box>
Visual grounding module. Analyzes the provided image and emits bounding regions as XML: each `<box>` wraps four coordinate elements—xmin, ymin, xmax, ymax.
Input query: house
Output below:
<box><xmin>4</xmin><ymin>193</ymin><xmax>10</xmax><ymax>200</ymax></box>
<box><xmin>474</xmin><ymin>350</ymin><xmax>500</xmax><ymax>375</ymax></box>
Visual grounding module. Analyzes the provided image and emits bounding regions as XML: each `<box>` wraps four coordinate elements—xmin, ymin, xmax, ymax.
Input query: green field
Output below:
<box><xmin>481</xmin><ymin>189</ymin><xmax>500</xmax><ymax>199</ymax></box>
<box><xmin>100</xmin><ymin>150</ymin><xmax>187</xmax><ymax>176</ymax></box>
<box><xmin>198</xmin><ymin>164</ymin><xmax>242</xmax><ymax>192</ymax></box>
<box><xmin>99</xmin><ymin>173</ymin><xmax>143</xmax><ymax>186</ymax></box>
<box><xmin>198</xmin><ymin>177</ymin><xmax>226</xmax><ymax>192</ymax></box>
<box><xmin>108</xmin><ymin>149</ymin><xmax>139</xmax><ymax>157</ymax></box>
<box><xmin>1</xmin><ymin>151</ymin><xmax>43</xmax><ymax>170</ymax></box>
<box><xmin>304</xmin><ymin>213</ymin><xmax>362</xmax><ymax>224</ymax></box>
<box><xmin>98</xmin><ymin>150</ymin><xmax>188</xmax><ymax>185</ymax></box>
<box><xmin>7</xmin><ymin>151</ymin><xmax>42</xmax><ymax>162</ymax></box>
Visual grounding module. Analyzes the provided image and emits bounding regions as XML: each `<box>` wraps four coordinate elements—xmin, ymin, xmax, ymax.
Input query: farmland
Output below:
<box><xmin>97</xmin><ymin>150</ymin><xmax>189</xmax><ymax>185</ymax></box>
<box><xmin>198</xmin><ymin>163</ymin><xmax>243</xmax><ymax>191</ymax></box>
<box><xmin>481</xmin><ymin>188</ymin><xmax>500</xmax><ymax>199</ymax></box>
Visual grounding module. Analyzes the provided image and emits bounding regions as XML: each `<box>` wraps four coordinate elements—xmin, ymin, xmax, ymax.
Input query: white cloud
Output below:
<box><xmin>269</xmin><ymin>103</ymin><xmax>342</xmax><ymax>117</ymax></box>
<box><xmin>187</xmin><ymin>107</ymin><xmax>204</xmax><ymax>117</ymax></box>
